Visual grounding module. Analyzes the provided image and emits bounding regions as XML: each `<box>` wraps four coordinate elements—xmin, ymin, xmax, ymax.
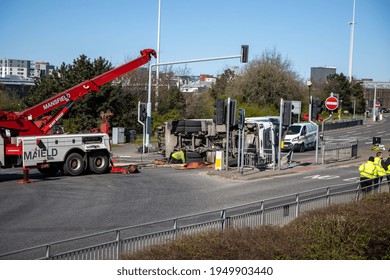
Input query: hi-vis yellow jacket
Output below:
<box><xmin>171</xmin><ymin>150</ymin><xmax>186</xmax><ymax>163</ymax></box>
<box><xmin>374</xmin><ymin>157</ymin><xmax>387</xmax><ymax>177</ymax></box>
<box><xmin>359</xmin><ymin>161</ymin><xmax>377</xmax><ymax>179</ymax></box>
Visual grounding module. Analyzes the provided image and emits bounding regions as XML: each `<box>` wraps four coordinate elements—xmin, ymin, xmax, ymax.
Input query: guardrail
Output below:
<box><xmin>243</xmin><ymin>148</ymin><xmax>274</xmax><ymax>170</ymax></box>
<box><xmin>322</xmin><ymin>139</ymin><xmax>358</xmax><ymax>163</ymax></box>
<box><xmin>1</xmin><ymin>178</ymin><xmax>388</xmax><ymax>260</ymax></box>
<box><xmin>323</xmin><ymin>119</ymin><xmax>363</xmax><ymax>131</ymax></box>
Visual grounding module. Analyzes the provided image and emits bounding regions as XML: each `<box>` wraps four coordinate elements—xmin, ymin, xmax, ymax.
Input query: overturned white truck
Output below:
<box><xmin>163</xmin><ymin>117</ymin><xmax>279</xmax><ymax>168</ymax></box>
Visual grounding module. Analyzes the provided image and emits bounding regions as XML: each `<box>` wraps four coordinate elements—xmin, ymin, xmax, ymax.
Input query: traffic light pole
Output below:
<box><xmin>309</xmin><ymin>96</ymin><xmax>319</xmax><ymax>164</ymax></box>
<box><xmin>137</xmin><ymin>101</ymin><xmax>146</xmax><ymax>154</ymax></box>
<box><xmin>225</xmin><ymin>98</ymin><xmax>231</xmax><ymax>171</ymax></box>
<box><xmin>278</xmin><ymin>99</ymin><xmax>284</xmax><ymax>170</ymax></box>
<box><xmin>321</xmin><ymin>113</ymin><xmax>333</xmax><ymax>164</ymax></box>
<box><xmin>309</xmin><ymin>120</ymin><xmax>319</xmax><ymax>165</ymax></box>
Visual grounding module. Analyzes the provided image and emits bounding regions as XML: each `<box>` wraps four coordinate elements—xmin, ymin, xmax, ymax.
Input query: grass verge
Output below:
<box><xmin>122</xmin><ymin>193</ymin><xmax>390</xmax><ymax>260</ymax></box>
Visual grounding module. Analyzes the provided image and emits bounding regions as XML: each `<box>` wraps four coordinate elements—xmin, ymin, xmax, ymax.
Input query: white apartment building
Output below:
<box><xmin>0</xmin><ymin>58</ymin><xmax>31</xmax><ymax>78</ymax></box>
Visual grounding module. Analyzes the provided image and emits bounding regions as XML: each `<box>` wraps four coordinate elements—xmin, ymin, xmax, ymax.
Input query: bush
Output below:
<box><xmin>123</xmin><ymin>193</ymin><xmax>390</xmax><ymax>260</ymax></box>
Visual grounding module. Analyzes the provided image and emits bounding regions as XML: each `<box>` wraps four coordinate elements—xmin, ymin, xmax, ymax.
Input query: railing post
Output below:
<box><xmin>173</xmin><ymin>219</ymin><xmax>178</xmax><ymax>240</ymax></box>
<box><xmin>45</xmin><ymin>244</ymin><xmax>51</xmax><ymax>260</ymax></box>
<box><xmin>295</xmin><ymin>194</ymin><xmax>300</xmax><ymax>218</ymax></box>
<box><xmin>220</xmin><ymin>210</ymin><xmax>227</xmax><ymax>229</ymax></box>
<box><xmin>326</xmin><ymin>187</ymin><xmax>331</xmax><ymax>206</ymax></box>
<box><xmin>260</xmin><ymin>201</ymin><xmax>265</xmax><ymax>225</ymax></box>
<box><xmin>116</xmin><ymin>230</ymin><xmax>121</xmax><ymax>260</ymax></box>
<box><xmin>356</xmin><ymin>182</ymin><xmax>361</xmax><ymax>201</ymax></box>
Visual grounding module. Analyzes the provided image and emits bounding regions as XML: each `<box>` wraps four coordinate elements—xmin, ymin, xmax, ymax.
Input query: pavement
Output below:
<box><xmin>111</xmin><ymin>116</ymin><xmax>386</xmax><ymax>181</ymax></box>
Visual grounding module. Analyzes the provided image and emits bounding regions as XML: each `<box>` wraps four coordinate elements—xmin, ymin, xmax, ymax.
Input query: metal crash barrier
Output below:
<box><xmin>322</xmin><ymin>139</ymin><xmax>358</xmax><ymax>163</ymax></box>
<box><xmin>323</xmin><ymin>119</ymin><xmax>363</xmax><ymax>131</ymax></box>
<box><xmin>243</xmin><ymin>148</ymin><xmax>274</xmax><ymax>170</ymax></box>
<box><xmin>2</xmin><ymin>177</ymin><xmax>388</xmax><ymax>260</ymax></box>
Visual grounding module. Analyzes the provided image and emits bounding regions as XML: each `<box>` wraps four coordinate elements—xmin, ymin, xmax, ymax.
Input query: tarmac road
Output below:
<box><xmin>0</xmin><ymin>115</ymin><xmax>388</xmax><ymax>256</ymax></box>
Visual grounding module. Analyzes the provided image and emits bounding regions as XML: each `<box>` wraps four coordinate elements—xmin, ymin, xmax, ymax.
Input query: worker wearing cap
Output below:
<box><xmin>359</xmin><ymin>156</ymin><xmax>377</xmax><ymax>193</ymax></box>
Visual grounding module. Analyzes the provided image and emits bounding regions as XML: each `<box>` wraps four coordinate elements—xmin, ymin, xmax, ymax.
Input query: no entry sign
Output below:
<box><xmin>325</xmin><ymin>96</ymin><xmax>339</xmax><ymax>111</ymax></box>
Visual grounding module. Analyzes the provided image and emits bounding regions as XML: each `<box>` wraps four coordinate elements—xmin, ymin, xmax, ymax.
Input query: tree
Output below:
<box><xmin>156</xmin><ymin>87</ymin><xmax>186</xmax><ymax>116</ymax></box>
<box><xmin>351</xmin><ymin>82</ymin><xmax>366</xmax><ymax>114</ymax></box>
<box><xmin>109</xmin><ymin>67</ymin><xmax>149</xmax><ymax>130</ymax></box>
<box><xmin>184</xmin><ymin>91</ymin><xmax>214</xmax><ymax>119</ymax></box>
<box><xmin>224</xmin><ymin>49</ymin><xmax>304</xmax><ymax>108</ymax></box>
<box><xmin>209</xmin><ymin>68</ymin><xmax>236</xmax><ymax>100</ymax></box>
<box><xmin>24</xmin><ymin>55</ymin><xmax>117</xmax><ymax>132</ymax></box>
<box><xmin>324</xmin><ymin>73</ymin><xmax>365</xmax><ymax>114</ymax></box>
<box><xmin>0</xmin><ymin>84</ymin><xmax>23</xmax><ymax>111</ymax></box>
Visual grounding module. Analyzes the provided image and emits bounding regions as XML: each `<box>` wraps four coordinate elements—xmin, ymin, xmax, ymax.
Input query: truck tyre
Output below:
<box><xmin>299</xmin><ymin>143</ymin><xmax>305</xmax><ymax>152</ymax></box>
<box><xmin>186</xmin><ymin>151</ymin><xmax>203</xmax><ymax>163</ymax></box>
<box><xmin>88</xmin><ymin>151</ymin><xmax>109</xmax><ymax>174</ymax></box>
<box><xmin>63</xmin><ymin>153</ymin><xmax>85</xmax><ymax>176</ymax></box>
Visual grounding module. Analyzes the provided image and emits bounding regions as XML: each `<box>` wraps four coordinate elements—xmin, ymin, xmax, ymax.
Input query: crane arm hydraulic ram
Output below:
<box><xmin>0</xmin><ymin>49</ymin><xmax>156</xmax><ymax>136</ymax></box>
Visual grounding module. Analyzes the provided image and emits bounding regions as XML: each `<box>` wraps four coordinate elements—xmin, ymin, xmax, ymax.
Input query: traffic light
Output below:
<box><xmin>214</xmin><ymin>99</ymin><xmax>225</xmax><ymax>125</ymax></box>
<box><xmin>311</xmin><ymin>98</ymin><xmax>324</xmax><ymax>121</ymax></box>
<box><xmin>240</xmin><ymin>45</ymin><xmax>249</xmax><ymax>63</ymax></box>
<box><xmin>238</xmin><ymin>108</ymin><xmax>245</xmax><ymax>130</ymax></box>
<box><xmin>282</xmin><ymin>101</ymin><xmax>293</xmax><ymax>126</ymax></box>
<box><xmin>213</xmin><ymin>98</ymin><xmax>237</xmax><ymax>126</ymax></box>
<box><xmin>139</xmin><ymin>102</ymin><xmax>147</xmax><ymax>122</ymax></box>
<box><xmin>228</xmin><ymin>99</ymin><xmax>237</xmax><ymax>126</ymax></box>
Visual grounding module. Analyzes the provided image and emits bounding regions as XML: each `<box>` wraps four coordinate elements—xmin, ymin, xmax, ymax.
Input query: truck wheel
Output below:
<box><xmin>63</xmin><ymin>153</ymin><xmax>85</xmax><ymax>176</ymax></box>
<box><xmin>299</xmin><ymin>143</ymin><xmax>305</xmax><ymax>152</ymax></box>
<box><xmin>88</xmin><ymin>151</ymin><xmax>109</xmax><ymax>174</ymax></box>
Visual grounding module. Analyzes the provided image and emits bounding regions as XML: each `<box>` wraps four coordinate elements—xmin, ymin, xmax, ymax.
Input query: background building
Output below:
<box><xmin>0</xmin><ymin>58</ymin><xmax>31</xmax><ymax>78</ymax></box>
<box><xmin>310</xmin><ymin>66</ymin><xmax>336</xmax><ymax>85</ymax></box>
<box><xmin>362</xmin><ymin>81</ymin><xmax>390</xmax><ymax>111</ymax></box>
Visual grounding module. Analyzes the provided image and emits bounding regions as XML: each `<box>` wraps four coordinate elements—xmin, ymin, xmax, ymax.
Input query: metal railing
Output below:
<box><xmin>1</xmin><ymin>178</ymin><xmax>388</xmax><ymax>260</ymax></box>
<box><xmin>323</xmin><ymin>119</ymin><xmax>363</xmax><ymax>131</ymax></box>
<box><xmin>322</xmin><ymin>139</ymin><xmax>358</xmax><ymax>163</ymax></box>
<box><xmin>242</xmin><ymin>148</ymin><xmax>274</xmax><ymax>170</ymax></box>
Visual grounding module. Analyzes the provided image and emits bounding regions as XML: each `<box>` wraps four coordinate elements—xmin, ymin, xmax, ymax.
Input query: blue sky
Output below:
<box><xmin>1</xmin><ymin>0</ymin><xmax>389</xmax><ymax>81</ymax></box>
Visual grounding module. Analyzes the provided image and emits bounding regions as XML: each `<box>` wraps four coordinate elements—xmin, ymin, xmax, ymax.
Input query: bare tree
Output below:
<box><xmin>226</xmin><ymin>48</ymin><xmax>304</xmax><ymax>108</ymax></box>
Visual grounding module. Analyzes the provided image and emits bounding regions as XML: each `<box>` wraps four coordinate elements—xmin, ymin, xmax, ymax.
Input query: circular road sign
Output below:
<box><xmin>325</xmin><ymin>96</ymin><xmax>339</xmax><ymax>111</ymax></box>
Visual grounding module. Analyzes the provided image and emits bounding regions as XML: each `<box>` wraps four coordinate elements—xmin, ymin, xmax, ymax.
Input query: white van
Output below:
<box><xmin>281</xmin><ymin>122</ymin><xmax>317</xmax><ymax>152</ymax></box>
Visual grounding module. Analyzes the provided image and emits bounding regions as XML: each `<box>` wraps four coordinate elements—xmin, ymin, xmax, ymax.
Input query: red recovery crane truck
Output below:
<box><xmin>0</xmin><ymin>49</ymin><xmax>156</xmax><ymax>183</ymax></box>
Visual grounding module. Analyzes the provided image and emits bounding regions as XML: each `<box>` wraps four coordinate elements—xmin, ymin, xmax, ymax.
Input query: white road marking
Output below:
<box><xmin>303</xmin><ymin>174</ymin><xmax>340</xmax><ymax>180</ymax></box>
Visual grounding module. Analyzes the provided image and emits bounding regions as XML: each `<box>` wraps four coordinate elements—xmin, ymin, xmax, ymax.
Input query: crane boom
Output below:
<box><xmin>0</xmin><ymin>49</ymin><xmax>156</xmax><ymax>136</ymax></box>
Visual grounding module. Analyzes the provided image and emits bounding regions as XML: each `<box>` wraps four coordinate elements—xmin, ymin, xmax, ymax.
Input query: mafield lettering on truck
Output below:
<box><xmin>24</xmin><ymin>148</ymin><xmax>58</xmax><ymax>160</ymax></box>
